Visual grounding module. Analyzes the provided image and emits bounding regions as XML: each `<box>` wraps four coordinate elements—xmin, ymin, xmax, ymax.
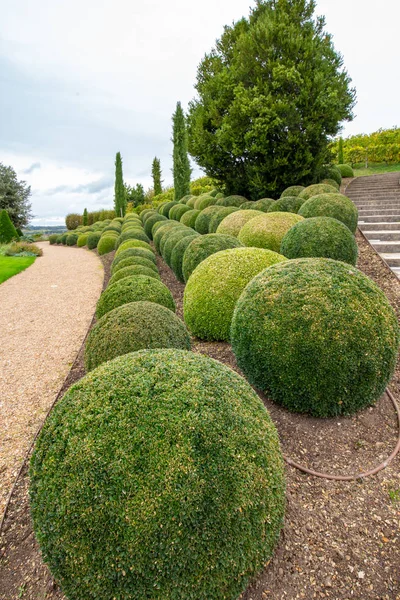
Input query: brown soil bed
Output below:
<box><xmin>1</xmin><ymin>243</ymin><xmax>400</xmax><ymax>600</ymax></box>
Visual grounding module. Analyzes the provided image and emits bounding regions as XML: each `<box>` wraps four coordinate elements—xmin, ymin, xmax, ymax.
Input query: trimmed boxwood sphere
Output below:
<box><xmin>97</xmin><ymin>235</ymin><xmax>116</xmax><ymax>255</ymax></box>
<box><xmin>325</xmin><ymin>166</ymin><xmax>342</xmax><ymax>186</ymax></box>
<box><xmin>117</xmin><ymin>229</ymin><xmax>150</xmax><ymax>246</ymax></box>
<box><xmin>216</xmin><ymin>209</ymin><xmax>264</xmax><ymax>237</ymax></box>
<box><xmin>194</xmin><ymin>206</ymin><xmax>224</xmax><ymax>234</ymax></box>
<box><xmin>87</xmin><ymin>232</ymin><xmax>101</xmax><ymax>249</ymax></box>
<box><xmin>103</xmin><ymin>225</ymin><xmax>121</xmax><ymax>234</ymax></box>
<box><xmin>144</xmin><ymin>214</ymin><xmax>168</xmax><ymax>239</ymax></box>
<box><xmin>182</xmin><ymin>234</ymin><xmax>243</xmax><ymax>282</ymax></box>
<box><xmin>184</xmin><ymin>247</ymin><xmax>287</xmax><ymax>341</ymax></box>
<box><xmin>208</xmin><ymin>207</ymin><xmax>239</xmax><ymax>233</ymax></box>
<box><xmin>280</xmin><ymin>217</ymin><xmax>358</xmax><ymax>264</ymax></box>
<box><xmin>66</xmin><ymin>233</ymin><xmax>79</xmax><ymax>246</ymax></box>
<box><xmin>186</xmin><ymin>196</ymin><xmax>198</xmax><ymax>208</ymax></box>
<box><xmin>231</xmin><ymin>258</ymin><xmax>400</xmax><ymax>417</ymax></box>
<box><xmin>153</xmin><ymin>221</ymin><xmax>182</xmax><ymax>253</ymax></box>
<box><xmin>280</xmin><ymin>185</ymin><xmax>305</xmax><ymax>198</ymax></box>
<box><xmin>267</xmin><ymin>196</ymin><xmax>303</xmax><ymax>214</ymax></box>
<box><xmin>159</xmin><ymin>201</ymin><xmax>178</xmax><ymax>217</ymax></box>
<box><xmin>238</xmin><ymin>212</ymin><xmax>304</xmax><ymax>252</ymax></box>
<box><xmin>96</xmin><ymin>275</ymin><xmax>175</xmax><ymax>318</ymax></box>
<box><xmin>169</xmin><ymin>204</ymin><xmax>192</xmax><ymax>221</ymax></box>
<box><xmin>171</xmin><ymin>236</ymin><xmax>200</xmax><ymax>282</ymax></box>
<box><xmin>142</xmin><ymin>210</ymin><xmax>158</xmax><ymax>223</ymax></box>
<box><xmin>77</xmin><ymin>234</ymin><xmax>88</xmax><ymax>247</ymax></box>
<box><xmin>49</xmin><ymin>234</ymin><xmax>58</xmax><ymax>245</ymax></box>
<box><xmin>298</xmin><ymin>183</ymin><xmax>338</xmax><ymax>203</ymax></box>
<box><xmin>194</xmin><ymin>196</ymin><xmax>216</xmax><ymax>211</ymax></box>
<box><xmin>108</xmin><ymin>265</ymin><xmax>161</xmax><ymax>286</ymax></box>
<box><xmin>178</xmin><ymin>194</ymin><xmax>192</xmax><ymax>204</ymax></box>
<box><xmin>320</xmin><ymin>178</ymin><xmax>340</xmax><ymax>190</ymax></box>
<box><xmin>337</xmin><ymin>164</ymin><xmax>354</xmax><ymax>178</ymax></box>
<box><xmin>216</xmin><ymin>195</ymin><xmax>247</xmax><ymax>207</ymax></box>
<box><xmin>30</xmin><ymin>348</ymin><xmax>285</xmax><ymax>600</ymax></box>
<box><xmin>298</xmin><ymin>193</ymin><xmax>358</xmax><ymax>233</ymax></box>
<box><xmin>85</xmin><ymin>302</ymin><xmax>191</xmax><ymax>370</ymax></box>
<box><xmin>180</xmin><ymin>209</ymin><xmax>200</xmax><ymax>228</ymax></box>
<box><xmin>252</xmin><ymin>198</ymin><xmax>275</xmax><ymax>211</ymax></box>
<box><xmin>111</xmin><ymin>256</ymin><xmax>159</xmax><ymax>275</ymax></box>
<box><xmin>115</xmin><ymin>239</ymin><xmax>152</xmax><ymax>256</ymax></box>
<box><xmin>112</xmin><ymin>247</ymin><xmax>156</xmax><ymax>270</ymax></box>
<box><xmin>162</xmin><ymin>229</ymin><xmax>199</xmax><ymax>266</ymax></box>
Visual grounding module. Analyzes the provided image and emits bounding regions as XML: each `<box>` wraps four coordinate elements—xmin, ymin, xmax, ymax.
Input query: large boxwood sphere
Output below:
<box><xmin>180</xmin><ymin>209</ymin><xmax>201</xmax><ymax>228</ymax></box>
<box><xmin>169</xmin><ymin>204</ymin><xmax>191</xmax><ymax>221</ymax></box>
<box><xmin>231</xmin><ymin>258</ymin><xmax>399</xmax><ymax>417</ymax></box>
<box><xmin>97</xmin><ymin>235</ymin><xmax>116</xmax><ymax>255</ymax></box>
<box><xmin>216</xmin><ymin>209</ymin><xmax>264</xmax><ymax>237</ymax></box>
<box><xmin>153</xmin><ymin>221</ymin><xmax>182</xmax><ymax>253</ymax></box>
<box><xmin>184</xmin><ymin>248</ymin><xmax>287</xmax><ymax>341</ymax></box>
<box><xmin>320</xmin><ymin>178</ymin><xmax>340</xmax><ymax>191</ymax></box>
<box><xmin>87</xmin><ymin>232</ymin><xmax>101</xmax><ymax>249</ymax></box>
<box><xmin>96</xmin><ymin>275</ymin><xmax>175</xmax><ymax>318</ymax></box>
<box><xmin>208</xmin><ymin>207</ymin><xmax>239</xmax><ymax>233</ymax></box>
<box><xmin>112</xmin><ymin>247</ymin><xmax>156</xmax><ymax>270</ymax></box>
<box><xmin>159</xmin><ymin>226</ymin><xmax>187</xmax><ymax>256</ymax></box>
<box><xmin>280</xmin><ymin>185</ymin><xmax>305</xmax><ymax>198</ymax></box>
<box><xmin>194</xmin><ymin>206</ymin><xmax>225</xmax><ymax>234</ymax></box>
<box><xmin>298</xmin><ymin>183</ymin><xmax>338</xmax><ymax>202</ymax></box>
<box><xmin>30</xmin><ymin>349</ymin><xmax>285</xmax><ymax>600</ymax></box>
<box><xmin>111</xmin><ymin>256</ymin><xmax>159</xmax><ymax>275</ymax></box>
<box><xmin>325</xmin><ymin>166</ymin><xmax>342</xmax><ymax>186</ymax></box>
<box><xmin>116</xmin><ymin>229</ymin><xmax>150</xmax><ymax>247</ymax></box>
<box><xmin>215</xmin><ymin>195</ymin><xmax>248</xmax><ymax>207</ymax></box>
<box><xmin>108</xmin><ymin>265</ymin><xmax>161</xmax><ymax>286</ymax></box>
<box><xmin>76</xmin><ymin>234</ymin><xmax>88</xmax><ymax>247</ymax></box>
<box><xmin>85</xmin><ymin>302</ymin><xmax>191</xmax><ymax>370</ymax></box>
<box><xmin>162</xmin><ymin>229</ymin><xmax>199</xmax><ymax>267</ymax></box>
<box><xmin>238</xmin><ymin>212</ymin><xmax>304</xmax><ymax>252</ymax></box>
<box><xmin>182</xmin><ymin>234</ymin><xmax>243</xmax><ymax>282</ymax></box>
<box><xmin>144</xmin><ymin>214</ymin><xmax>168</xmax><ymax>239</ymax></box>
<box><xmin>337</xmin><ymin>164</ymin><xmax>354</xmax><ymax>178</ymax></box>
<box><xmin>281</xmin><ymin>217</ymin><xmax>358</xmax><ymax>265</ymax></box>
<box><xmin>298</xmin><ymin>193</ymin><xmax>358</xmax><ymax>233</ymax></box>
<box><xmin>115</xmin><ymin>239</ymin><xmax>152</xmax><ymax>256</ymax></box>
<box><xmin>267</xmin><ymin>196</ymin><xmax>303</xmax><ymax>214</ymax></box>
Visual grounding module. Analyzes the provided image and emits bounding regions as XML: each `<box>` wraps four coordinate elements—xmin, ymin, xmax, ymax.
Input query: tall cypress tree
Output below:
<box><xmin>114</xmin><ymin>152</ymin><xmax>126</xmax><ymax>217</ymax></box>
<box><xmin>152</xmin><ymin>157</ymin><xmax>163</xmax><ymax>196</ymax></box>
<box><xmin>83</xmin><ymin>208</ymin><xmax>88</xmax><ymax>226</ymax></box>
<box><xmin>172</xmin><ymin>102</ymin><xmax>191</xmax><ymax>201</ymax></box>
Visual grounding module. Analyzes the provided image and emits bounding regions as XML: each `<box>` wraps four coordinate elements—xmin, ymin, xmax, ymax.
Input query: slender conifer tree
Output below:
<box><xmin>152</xmin><ymin>157</ymin><xmax>163</xmax><ymax>196</ymax></box>
<box><xmin>114</xmin><ymin>152</ymin><xmax>126</xmax><ymax>216</ymax></box>
<box><xmin>172</xmin><ymin>102</ymin><xmax>191</xmax><ymax>201</ymax></box>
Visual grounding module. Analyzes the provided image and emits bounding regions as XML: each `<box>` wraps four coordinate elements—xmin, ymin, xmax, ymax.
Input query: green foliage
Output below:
<box><xmin>172</xmin><ymin>101</ymin><xmax>191</xmax><ymax>201</ymax></box>
<box><xmin>112</xmin><ymin>247</ymin><xmax>156</xmax><ymax>271</ymax></box>
<box><xmin>111</xmin><ymin>256</ymin><xmax>159</xmax><ymax>276</ymax></box>
<box><xmin>60</xmin><ymin>233</ymin><xmax>69</xmax><ymax>245</ymax></box>
<box><xmin>298</xmin><ymin>192</ymin><xmax>358</xmax><ymax>232</ymax></box>
<box><xmin>338</xmin><ymin>137</ymin><xmax>344</xmax><ymax>164</ymax></box>
<box><xmin>190</xmin><ymin>175</ymin><xmax>218</xmax><ymax>196</ymax></box>
<box><xmin>194</xmin><ymin>205</ymin><xmax>224</xmax><ymax>234</ymax></box>
<box><xmin>182</xmin><ymin>234</ymin><xmax>243</xmax><ymax>282</ymax></box>
<box><xmin>194</xmin><ymin>196</ymin><xmax>217</xmax><ymax>211</ymax></box>
<box><xmin>85</xmin><ymin>302</ymin><xmax>190</xmax><ymax>371</ymax></box>
<box><xmin>96</xmin><ymin>275</ymin><xmax>175</xmax><ymax>318</ymax></box>
<box><xmin>267</xmin><ymin>196</ymin><xmax>303</xmax><ymax>214</ymax></box>
<box><xmin>187</xmin><ymin>1</ymin><xmax>355</xmax><ymax>198</ymax></box>
<box><xmin>66</xmin><ymin>233</ymin><xmax>79</xmax><ymax>246</ymax></box>
<box><xmin>49</xmin><ymin>234</ymin><xmax>59</xmax><ymax>245</ymax></box>
<box><xmin>280</xmin><ymin>217</ymin><xmax>358</xmax><ymax>264</ymax></box>
<box><xmin>159</xmin><ymin>200</ymin><xmax>179</xmax><ymax>217</ymax></box>
<box><xmin>65</xmin><ymin>213</ymin><xmax>82</xmax><ymax>230</ymax></box>
<box><xmin>30</xmin><ymin>349</ymin><xmax>285</xmax><ymax>600</ymax></box>
<box><xmin>108</xmin><ymin>265</ymin><xmax>160</xmax><ymax>286</ymax></box>
<box><xmin>170</xmin><ymin>236</ymin><xmax>199</xmax><ymax>282</ymax></box>
<box><xmin>5</xmin><ymin>241</ymin><xmax>43</xmax><ymax>256</ymax></box>
<box><xmin>216</xmin><ymin>210</ymin><xmax>264</xmax><ymax>237</ymax></box>
<box><xmin>0</xmin><ymin>209</ymin><xmax>19</xmax><ymax>243</ymax></box>
<box><xmin>208</xmin><ymin>207</ymin><xmax>239</xmax><ymax>233</ymax></box>
<box><xmin>184</xmin><ymin>247</ymin><xmax>287</xmax><ymax>341</ymax></box>
<box><xmin>186</xmin><ymin>196</ymin><xmax>198</xmax><ymax>208</ymax></box>
<box><xmin>143</xmin><ymin>214</ymin><xmax>167</xmax><ymax>240</ymax></box>
<box><xmin>0</xmin><ymin>256</ymin><xmax>35</xmax><ymax>284</ymax></box>
<box><xmin>231</xmin><ymin>259</ymin><xmax>399</xmax><ymax>417</ymax></box>
<box><xmin>215</xmin><ymin>195</ymin><xmax>247</xmax><ymax>207</ymax></box>
<box><xmin>83</xmin><ymin>208</ymin><xmax>88</xmax><ymax>226</ymax></box>
<box><xmin>125</xmin><ymin>183</ymin><xmax>146</xmax><ymax>208</ymax></box>
<box><xmin>180</xmin><ymin>209</ymin><xmax>200</xmax><ymax>228</ymax></box>
<box><xmin>114</xmin><ymin>152</ymin><xmax>126</xmax><ymax>217</ymax></box>
<box><xmin>169</xmin><ymin>204</ymin><xmax>192</xmax><ymax>221</ymax></box>
<box><xmin>324</xmin><ymin>166</ymin><xmax>342</xmax><ymax>186</ymax></box>
<box><xmin>337</xmin><ymin>164</ymin><xmax>354</xmax><ymax>177</ymax></box>
<box><xmin>77</xmin><ymin>234</ymin><xmax>88</xmax><ymax>247</ymax></box>
<box><xmin>153</xmin><ymin>221</ymin><xmax>183</xmax><ymax>253</ymax></box>
<box><xmin>0</xmin><ymin>163</ymin><xmax>32</xmax><ymax>228</ymax></box>
<box><xmin>298</xmin><ymin>183</ymin><xmax>338</xmax><ymax>202</ymax></box>
<box><xmin>330</xmin><ymin>127</ymin><xmax>400</xmax><ymax>166</ymax></box>
<box><xmin>320</xmin><ymin>178</ymin><xmax>340</xmax><ymax>190</ymax></box>
<box><xmin>162</xmin><ymin>229</ymin><xmax>199</xmax><ymax>267</ymax></box>
<box><xmin>246</xmin><ymin>199</ymin><xmax>275</xmax><ymax>212</ymax></box>
<box><xmin>115</xmin><ymin>239</ymin><xmax>152</xmax><ymax>255</ymax></box>
<box><xmin>117</xmin><ymin>230</ymin><xmax>150</xmax><ymax>247</ymax></box>
<box><xmin>97</xmin><ymin>235</ymin><xmax>116</xmax><ymax>255</ymax></box>
<box><xmin>238</xmin><ymin>212</ymin><xmax>304</xmax><ymax>252</ymax></box>
<box><xmin>280</xmin><ymin>186</ymin><xmax>305</xmax><ymax>198</ymax></box>
<box><xmin>152</xmin><ymin>157</ymin><xmax>163</xmax><ymax>196</ymax></box>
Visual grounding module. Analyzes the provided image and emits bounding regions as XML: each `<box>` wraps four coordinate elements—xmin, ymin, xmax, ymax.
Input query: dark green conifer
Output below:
<box><xmin>172</xmin><ymin>102</ymin><xmax>191</xmax><ymax>201</ymax></box>
<box><xmin>0</xmin><ymin>209</ymin><xmax>18</xmax><ymax>243</ymax></box>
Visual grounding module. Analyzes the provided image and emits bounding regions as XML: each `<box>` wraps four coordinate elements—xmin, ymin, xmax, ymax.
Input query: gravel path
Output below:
<box><xmin>0</xmin><ymin>242</ymin><xmax>103</xmax><ymax>519</ymax></box>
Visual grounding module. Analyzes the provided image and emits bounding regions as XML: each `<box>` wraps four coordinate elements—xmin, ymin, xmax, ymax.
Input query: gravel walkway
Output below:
<box><xmin>0</xmin><ymin>242</ymin><xmax>103</xmax><ymax>519</ymax></box>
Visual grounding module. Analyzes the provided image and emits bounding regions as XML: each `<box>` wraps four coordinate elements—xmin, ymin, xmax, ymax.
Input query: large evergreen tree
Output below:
<box><xmin>172</xmin><ymin>102</ymin><xmax>191</xmax><ymax>201</ymax></box>
<box><xmin>152</xmin><ymin>157</ymin><xmax>163</xmax><ymax>196</ymax></box>
<box><xmin>0</xmin><ymin>163</ymin><xmax>32</xmax><ymax>227</ymax></box>
<box><xmin>187</xmin><ymin>0</ymin><xmax>356</xmax><ymax>198</ymax></box>
<box><xmin>114</xmin><ymin>152</ymin><xmax>126</xmax><ymax>217</ymax></box>
<box><xmin>0</xmin><ymin>209</ymin><xmax>19</xmax><ymax>243</ymax></box>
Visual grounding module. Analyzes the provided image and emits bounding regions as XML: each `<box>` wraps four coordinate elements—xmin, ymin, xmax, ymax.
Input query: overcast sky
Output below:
<box><xmin>1</xmin><ymin>0</ymin><xmax>399</xmax><ymax>225</ymax></box>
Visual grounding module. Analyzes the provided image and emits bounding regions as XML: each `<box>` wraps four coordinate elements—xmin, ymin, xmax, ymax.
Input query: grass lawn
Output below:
<box><xmin>0</xmin><ymin>256</ymin><xmax>36</xmax><ymax>284</ymax></box>
<box><xmin>353</xmin><ymin>162</ymin><xmax>400</xmax><ymax>177</ymax></box>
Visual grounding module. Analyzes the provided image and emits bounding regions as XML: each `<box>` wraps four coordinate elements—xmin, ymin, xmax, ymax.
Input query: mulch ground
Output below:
<box><xmin>1</xmin><ymin>240</ymin><xmax>400</xmax><ymax>600</ymax></box>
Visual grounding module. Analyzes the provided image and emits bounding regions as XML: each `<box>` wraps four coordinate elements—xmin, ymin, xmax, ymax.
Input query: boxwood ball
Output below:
<box><xmin>182</xmin><ymin>234</ymin><xmax>243</xmax><ymax>282</ymax></box>
<box><xmin>238</xmin><ymin>212</ymin><xmax>304</xmax><ymax>252</ymax></box>
<box><xmin>30</xmin><ymin>349</ymin><xmax>285</xmax><ymax>600</ymax></box>
<box><xmin>298</xmin><ymin>193</ymin><xmax>358</xmax><ymax>233</ymax></box>
<box><xmin>231</xmin><ymin>258</ymin><xmax>399</xmax><ymax>417</ymax></box>
<box><xmin>184</xmin><ymin>247</ymin><xmax>287</xmax><ymax>341</ymax></box>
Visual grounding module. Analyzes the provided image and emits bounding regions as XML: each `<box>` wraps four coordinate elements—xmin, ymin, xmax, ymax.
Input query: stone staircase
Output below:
<box><xmin>346</xmin><ymin>172</ymin><xmax>400</xmax><ymax>278</ymax></box>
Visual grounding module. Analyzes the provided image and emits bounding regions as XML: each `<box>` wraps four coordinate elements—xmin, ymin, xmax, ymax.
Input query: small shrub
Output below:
<box><xmin>162</xmin><ymin>229</ymin><xmax>199</xmax><ymax>267</ymax></box>
<box><xmin>103</xmin><ymin>225</ymin><xmax>121</xmax><ymax>234</ymax></box>
<box><xmin>216</xmin><ymin>210</ymin><xmax>264</xmax><ymax>237</ymax></box>
<box><xmin>194</xmin><ymin>196</ymin><xmax>217</xmax><ymax>211</ymax></box>
<box><xmin>96</xmin><ymin>275</ymin><xmax>175</xmax><ymax>318</ymax></box>
<box><xmin>112</xmin><ymin>247</ymin><xmax>156</xmax><ymax>270</ymax></box>
<box><xmin>231</xmin><ymin>258</ymin><xmax>399</xmax><ymax>417</ymax></box>
<box><xmin>171</xmin><ymin>235</ymin><xmax>200</xmax><ymax>282</ymax></box>
<box><xmin>178</xmin><ymin>194</ymin><xmax>192</xmax><ymax>204</ymax></box>
<box><xmin>267</xmin><ymin>196</ymin><xmax>303</xmax><ymax>214</ymax></box>
<box><xmin>320</xmin><ymin>178</ymin><xmax>340</xmax><ymax>190</ymax></box>
<box><xmin>115</xmin><ymin>239</ymin><xmax>152</xmax><ymax>256</ymax></box>
<box><xmin>186</xmin><ymin>196</ymin><xmax>198</xmax><ymax>208</ymax></box>
<box><xmin>97</xmin><ymin>235</ymin><xmax>116</xmax><ymax>255</ymax></box>
<box><xmin>215</xmin><ymin>195</ymin><xmax>248</xmax><ymax>207</ymax></box>
<box><xmin>159</xmin><ymin>201</ymin><xmax>179</xmax><ymax>217</ymax></box>
<box><xmin>66</xmin><ymin>233</ymin><xmax>79</xmax><ymax>246</ymax></box>
<box><xmin>0</xmin><ymin>209</ymin><xmax>19</xmax><ymax>243</ymax></box>
<box><xmin>48</xmin><ymin>234</ymin><xmax>58</xmax><ymax>245</ymax></box>
<box><xmin>325</xmin><ymin>166</ymin><xmax>342</xmax><ymax>186</ymax></box>
<box><xmin>169</xmin><ymin>204</ymin><xmax>192</xmax><ymax>221</ymax></box>
<box><xmin>116</xmin><ymin>229</ymin><xmax>151</xmax><ymax>247</ymax></box>
<box><xmin>238</xmin><ymin>212</ymin><xmax>304</xmax><ymax>252</ymax></box>
<box><xmin>111</xmin><ymin>256</ymin><xmax>159</xmax><ymax>276</ymax></box>
<box><xmin>85</xmin><ymin>302</ymin><xmax>191</xmax><ymax>371</ymax></box>
<box><xmin>153</xmin><ymin>221</ymin><xmax>183</xmax><ymax>253</ymax></box>
<box><xmin>280</xmin><ymin>217</ymin><xmax>358</xmax><ymax>264</ymax></box>
<box><xmin>56</xmin><ymin>235</ymin><xmax>63</xmax><ymax>244</ymax></box>
<box><xmin>280</xmin><ymin>186</ymin><xmax>305</xmax><ymax>198</ymax></box>
<box><xmin>182</xmin><ymin>234</ymin><xmax>243</xmax><ymax>282</ymax></box>
<box><xmin>184</xmin><ymin>247</ymin><xmax>287</xmax><ymax>341</ymax></box>
<box><xmin>65</xmin><ymin>213</ymin><xmax>82</xmax><ymax>230</ymax></box>
<box><xmin>194</xmin><ymin>206</ymin><xmax>225</xmax><ymax>234</ymax></box>
<box><xmin>298</xmin><ymin>183</ymin><xmax>338</xmax><ymax>203</ymax></box>
<box><xmin>337</xmin><ymin>164</ymin><xmax>354</xmax><ymax>178</ymax></box>
<box><xmin>108</xmin><ymin>265</ymin><xmax>161</xmax><ymax>286</ymax></box>
<box><xmin>144</xmin><ymin>214</ymin><xmax>168</xmax><ymax>239</ymax></box>
<box><xmin>180</xmin><ymin>209</ymin><xmax>201</xmax><ymax>228</ymax></box>
<box><xmin>77</xmin><ymin>234</ymin><xmax>88</xmax><ymax>247</ymax></box>
<box><xmin>87</xmin><ymin>232</ymin><xmax>102</xmax><ymax>250</ymax></box>
<box><xmin>298</xmin><ymin>193</ymin><xmax>358</xmax><ymax>233</ymax></box>
<box><xmin>60</xmin><ymin>233</ymin><xmax>69</xmax><ymax>245</ymax></box>
<box><xmin>208</xmin><ymin>207</ymin><xmax>239</xmax><ymax>233</ymax></box>
<box><xmin>30</xmin><ymin>349</ymin><xmax>284</xmax><ymax>600</ymax></box>
<box><xmin>159</xmin><ymin>226</ymin><xmax>187</xmax><ymax>257</ymax></box>
<box><xmin>6</xmin><ymin>242</ymin><xmax>43</xmax><ymax>257</ymax></box>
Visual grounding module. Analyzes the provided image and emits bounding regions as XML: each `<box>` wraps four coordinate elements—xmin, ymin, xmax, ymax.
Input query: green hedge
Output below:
<box><xmin>30</xmin><ymin>348</ymin><xmax>285</xmax><ymax>600</ymax></box>
<box><xmin>280</xmin><ymin>186</ymin><xmax>305</xmax><ymax>198</ymax></box>
<box><xmin>337</xmin><ymin>164</ymin><xmax>354</xmax><ymax>178</ymax></box>
<box><xmin>231</xmin><ymin>258</ymin><xmax>399</xmax><ymax>417</ymax></box>
<box><xmin>97</xmin><ymin>235</ymin><xmax>116</xmax><ymax>255</ymax></box>
<box><xmin>298</xmin><ymin>193</ymin><xmax>358</xmax><ymax>233</ymax></box>
<box><xmin>182</xmin><ymin>234</ymin><xmax>243</xmax><ymax>282</ymax></box>
<box><xmin>280</xmin><ymin>217</ymin><xmax>358</xmax><ymax>264</ymax></box>
<box><xmin>96</xmin><ymin>275</ymin><xmax>175</xmax><ymax>318</ymax></box>
<box><xmin>111</xmin><ymin>256</ymin><xmax>159</xmax><ymax>275</ymax></box>
<box><xmin>208</xmin><ymin>207</ymin><xmax>239</xmax><ymax>233</ymax></box>
<box><xmin>238</xmin><ymin>212</ymin><xmax>304</xmax><ymax>252</ymax></box>
<box><xmin>324</xmin><ymin>166</ymin><xmax>342</xmax><ymax>186</ymax></box>
<box><xmin>216</xmin><ymin>210</ymin><xmax>264</xmax><ymax>237</ymax></box>
<box><xmin>267</xmin><ymin>196</ymin><xmax>303</xmax><ymax>214</ymax></box>
<box><xmin>108</xmin><ymin>265</ymin><xmax>161</xmax><ymax>286</ymax></box>
<box><xmin>85</xmin><ymin>302</ymin><xmax>191</xmax><ymax>370</ymax></box>
<box><xmin>180</xmin><ymin>209</ymin><xmax>201</xmax><ymax>228</ymax></box>
<box><xmin>298</xmin><ymin>183</ymin><xmax>338</xmax><ymax>203</ymax></box>
<box><xmin>184</xmin><ymin>247</ymin><xmax>287</xmax><ymax>341</ymax></box>
<box><xmin>116</xmin><ymin>229</ymin><xmax>150</xmax><ymax>247</ymax></box>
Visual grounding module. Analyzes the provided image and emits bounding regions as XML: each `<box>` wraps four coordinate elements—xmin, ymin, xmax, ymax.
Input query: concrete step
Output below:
<box><xmin>359</xmin><ymin>222</ymin><xmax>400</xmax><ymax>231</ymax></box>
<box><xmin>354</xmin><ymin>202</ymin><xmax>400</xmax><ymax>207</ymax></box>
<box><xmin>391</xmin><ymin>267</ymin><xmax>400</xmax><ymax>279</ymax></box>
<box><xmin>358</xmin><ymin>208</ymin><xmax>400</xmax><ymax>215</ymax></box>
<box><xmin>363</xmin><ymin>230</ymin><xmax>400</xmax><ymax>241</ymax></box>
<box><xmin>370</xmin><ymin>241</ymin><xmax>400</xmax><ymax>253</ymax></box>
<box><xmin>358</xmin><ymin>215</ymin><xmax>400</xmax><ymax>223</ymax></box>
<box><xmin>380</xmin><ymin>253</ymin><xmax>400</xmax><ymax>267</ymax></box>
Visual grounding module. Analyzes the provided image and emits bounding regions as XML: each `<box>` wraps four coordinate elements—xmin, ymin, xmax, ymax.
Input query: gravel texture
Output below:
<box><xmin>0</xmin><ymin>242</ymin><xmax>103</xmax><ymax>520</ymax></box>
